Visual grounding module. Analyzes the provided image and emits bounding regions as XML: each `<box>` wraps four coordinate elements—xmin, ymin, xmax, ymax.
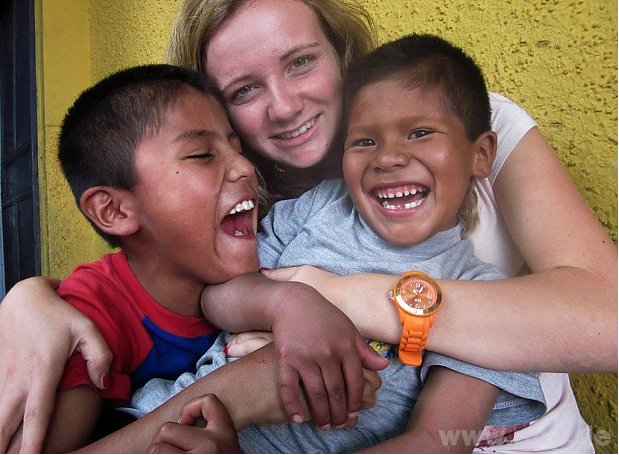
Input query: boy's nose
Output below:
<box><xmin>227</xmin><ymin>152</ymin><xmax>256</xmax><ymax>181</ymax></box>
<box><xmin>372</xmin><ymin>144</ymin><xmax>410</xmax><ymax>172</ymax></box>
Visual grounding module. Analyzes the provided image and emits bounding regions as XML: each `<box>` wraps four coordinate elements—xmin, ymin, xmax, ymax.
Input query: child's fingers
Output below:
<box><xmin>150</xmin><ymin>421</ymin><xmax>193</xmax><ymax>450</ymax></box>
<box><xmin>361</xmin><ymin>369</ymin><xmax>381</xmax><ymax>410</ymax></box>
<box><xmin>357</xmin><ymin>335</ymin><xmax>389</xmax><ymax>371</ymax></box>
<box><xmin>363</xmin><ymin>367</ymin><xmax>382</xmax><ymax>392</ymax></box>
<box><xmin>178</xmin><ymin>394</ymin><xmax>234</xmax><ymax>429</ymax></box>
<box><xmin>319</xmin><ymin>361</ymin><xmax>350</xmax><ymax>428</ymax></box>
<box><xmin>147</xmin><ymin>440</ymin><xmax>184</xmax><ymax>454</ymax></box>
<box><xmin>200</xmin><ymin>394</ymin><xmax>237</xmax><ymax>432</ymax></box>
<box><xmin>177</xmin><ymin>397</ymin><xmax>206</xmax><ymax>426</ymax></box>
<box><xmin>151</xmin><ymin>422</ymin><xmax>216</xmax><ymax>453</ymax></box>
<box><xmin>340</xmin><ymin>352</ymin><xmax>366</xmax><ymax>419</ymax></box>
<box><xmin>277</xmin><ymin>366</ymin><xmax>309</xmax><ymax>425</ymax></box>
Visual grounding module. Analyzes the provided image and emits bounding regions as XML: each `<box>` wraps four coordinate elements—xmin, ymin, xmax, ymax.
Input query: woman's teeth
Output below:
<box><xmin>229</xmin><ymin>199</ymin><xmax>255</xmax><ymax>215</ymax></box>
<box><xmin>278</xmin><ymin>118</ymin><xmax>316</xmax><ymax>139</ymax></box>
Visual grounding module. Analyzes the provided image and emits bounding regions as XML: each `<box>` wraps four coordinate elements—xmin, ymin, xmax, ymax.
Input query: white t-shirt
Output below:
<box><xmin>471</xmin><ymin>93</ymin><xmax>593</xmax><ymax>453</ymax></box>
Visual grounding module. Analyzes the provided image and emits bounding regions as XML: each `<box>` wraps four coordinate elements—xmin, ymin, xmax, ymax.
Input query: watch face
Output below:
<box><xmin>392</xmin><ymin>273</ymin><xmax>441</xmax><ymax>316</ymax></box>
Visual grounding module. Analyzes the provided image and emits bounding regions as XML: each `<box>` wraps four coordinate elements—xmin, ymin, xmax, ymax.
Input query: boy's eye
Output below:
<box><xmin>189</xmin><ymin>152</ymin><xmax>214</xmax><ymax>160</ymax></box>
<box><xmin>409</xmin><ymin>129</ymin><xmax>431</xmax><ymax>139</ymax></box>
<box><xmin>355</xmin><ymin>138</ymin><xmax>375</xmax><ymax>147</ymax></box>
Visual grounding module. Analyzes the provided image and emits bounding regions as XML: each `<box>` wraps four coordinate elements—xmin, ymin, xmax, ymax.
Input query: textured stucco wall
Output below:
<box><xmin>37</xmin><ymin>0</ymin><xmax>617</xmax><ymax>451</ymax></box>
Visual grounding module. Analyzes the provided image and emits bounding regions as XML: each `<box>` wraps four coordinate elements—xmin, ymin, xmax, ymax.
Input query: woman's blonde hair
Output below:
<box><xmin>166</xmin><ymin>0</ymin><xmax>377</xmax><ymax>76</ymax></box>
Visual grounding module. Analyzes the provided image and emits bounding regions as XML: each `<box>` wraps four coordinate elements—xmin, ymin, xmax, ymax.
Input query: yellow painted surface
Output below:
<box><xmin>36</xmin><ymin>0</ymin><xmax>617</xmax><ymax>451</ymax></box>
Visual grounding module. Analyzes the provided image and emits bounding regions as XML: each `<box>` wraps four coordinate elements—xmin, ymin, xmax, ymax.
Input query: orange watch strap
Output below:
<box><xmin>398</xmin><ymin>313</ymin><xmax>434</xmax><ymax>366</ymax></box>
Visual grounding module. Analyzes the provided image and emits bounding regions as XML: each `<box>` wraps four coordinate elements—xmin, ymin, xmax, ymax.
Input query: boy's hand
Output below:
<box><xmin>269</xmin><ymin>282</ymin><xmax>388</xmax><ymax>430</ymax></box>
<box><xmin>148</xmin><ymin>394</ymin><xmax>241</xmax><ymax>454</ymax></box>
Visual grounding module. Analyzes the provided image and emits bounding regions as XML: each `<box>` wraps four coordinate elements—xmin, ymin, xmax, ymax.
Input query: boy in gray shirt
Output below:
<box><xmin>126</xmin><ymin>34</ymin><xmax>546</xmax><ymax>453</ymax></box>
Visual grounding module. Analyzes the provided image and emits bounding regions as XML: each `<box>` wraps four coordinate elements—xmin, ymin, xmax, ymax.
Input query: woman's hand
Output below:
<box><xmin>0</xmin><ymin>277</ymin><xmax>112</xmax><ymax>453</ymax></box>
<box><xmin>225</xmin><ymin>331</ymin><xmax>274</xmax><ymax>358</ymax></box>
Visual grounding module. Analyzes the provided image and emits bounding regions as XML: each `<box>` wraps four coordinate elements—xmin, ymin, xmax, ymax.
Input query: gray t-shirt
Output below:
<box><xmin>123</xmin><ymin>179</ymin><xmax>546</xmax><ymax>453</ymax></box>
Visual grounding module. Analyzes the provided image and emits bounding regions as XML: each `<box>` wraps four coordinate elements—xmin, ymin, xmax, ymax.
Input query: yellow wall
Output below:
<box><xmin>36</xmin><ymin>0</ymin><xmax>617</xmax><ymax>451</ymax></box>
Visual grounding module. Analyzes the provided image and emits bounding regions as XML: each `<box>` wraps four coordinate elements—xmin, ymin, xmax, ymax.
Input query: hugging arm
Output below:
<box><xmin>0</xmin><ymin>277</ymin><xmax>112</xmax><ymax>453</ymax></box>
<box><xmin>78</xmin><ymin>343</ymin><xmax>362</xmax><ymax>453</ymax></box>
<box><xmin>27</xmin><ymin>345</ymin><xmax>285</xmax><ymax>453</ymax></box>
<box><xmin>265</xmin><ymin>127</ymin><xmax>618</xmax><ymax>373</ymax></box>
<box><xmin>201</xmin><ymin>272</ymin><xmax>387</xmax><ymax>429</ymax></box>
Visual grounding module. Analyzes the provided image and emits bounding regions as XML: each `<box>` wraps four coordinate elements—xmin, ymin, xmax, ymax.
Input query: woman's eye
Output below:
<box><xmin>231</xmin><ymin>85</ymin><xmax>254</xmax><ymax>103</ymax></box>
<box><xmin>291</xmin><ymin>55</ymin><xmax>314</xmax><ymax>69</ymax></box>
<box><xmin>410</xmin><ymin>129</ymin><xmax>431</xmax><ymax>139</ymax></box>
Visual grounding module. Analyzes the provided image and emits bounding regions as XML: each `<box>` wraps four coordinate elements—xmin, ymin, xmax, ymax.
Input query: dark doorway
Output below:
<box><xmin>0</xmin><ymin>0</ymin><xmax>40</xmax><ymax>298</ymax></box>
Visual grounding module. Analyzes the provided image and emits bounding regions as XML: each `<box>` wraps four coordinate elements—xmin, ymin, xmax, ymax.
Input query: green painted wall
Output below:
<box><xmin>36</xmin><ymin>0</ymin><xmax>617</xmax><ymax>451</ymax></box>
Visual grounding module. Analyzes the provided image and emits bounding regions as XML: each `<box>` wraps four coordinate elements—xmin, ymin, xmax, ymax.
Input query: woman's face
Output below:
<box><xmin>205</xmin><ymin>0</ymin><xmax>343</xmax><ymax>168</ymax></box>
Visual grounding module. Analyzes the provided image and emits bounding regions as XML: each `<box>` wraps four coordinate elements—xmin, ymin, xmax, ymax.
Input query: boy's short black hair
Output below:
<box><xmin>343</xmin><ymin>34</ymin><xmax>492</xmax><ymax>233</ymax></box>
<box><xmin>343</xmin><ymin>33</ymin><xmax>491</xmax><ymax>141</ymax></box>
<box><xmin>59</xmin><ymin>64</ymin><xmax>221</xmax><ymax>246</ymax></box>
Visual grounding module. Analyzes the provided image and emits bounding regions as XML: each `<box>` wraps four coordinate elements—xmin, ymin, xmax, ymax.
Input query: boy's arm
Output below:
<box><xmin>201</xmin><ymin>272</ymin><xmax>387</xmax><ymax>430</ymax></box>
<box><xmin>262</xmin><ymin>267</ymin><xmax>401</xmax><ymax>344</ymax></box>
<box><xmin>8</xmin><ymin>386</ymin><xmax>103</xmax><ymax>454</ymax></box>
<box><xmin>357</xmin><ymin>366</ymin><xmax>499</xmax><ymax>454</ymax></box>
<box><xmin>76</xmin><ymin>344</ymin><xmax>302</xmax><ymax>453</ymax></box>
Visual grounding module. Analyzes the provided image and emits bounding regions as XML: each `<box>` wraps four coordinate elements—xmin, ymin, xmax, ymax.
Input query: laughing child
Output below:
<box><xmin>12</xmin><ymin>64</ymin><xmax>383</xmax><ymax>452</ymax></box>
<box><xmin>147</xmin><ymin>34</ymin><xmax>548</xmax><ymax>453</ymax></box>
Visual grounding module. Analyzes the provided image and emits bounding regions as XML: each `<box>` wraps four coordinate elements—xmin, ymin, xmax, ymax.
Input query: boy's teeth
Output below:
<box><xmin>229</xmin><ymin>199</ymin><xmax>255</xmax><ymax>215</ymax></box>
<box><xmin>234</xmin><ymin>230</ymin><xmax>245</xmax><ymax>237</ymax></box>
<box><xmin>376</xmin><ymin>188</ymin><xmax>418</xmax><ymax>199</ymax></box>
<box><xmin>382</xmin><ymin>199</ymin><xmax>424</xmax><ymax>210</ymax></box>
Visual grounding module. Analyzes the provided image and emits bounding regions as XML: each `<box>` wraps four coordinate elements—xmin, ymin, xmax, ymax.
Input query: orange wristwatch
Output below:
<box><xmin>389</xmin><ymin>271</ymin><xmax>442</xmax><ymax>366</ymax></box>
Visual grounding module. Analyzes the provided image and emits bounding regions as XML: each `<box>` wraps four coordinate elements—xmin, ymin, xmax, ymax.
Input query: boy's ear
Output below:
<box><xmin>471</xmin><ymin>131</ymin><xmax>497</xmax><ymax>179</ymax></box>
<box><xmin>79</xmin><ymin>186</ymin><xmax>139</xmax><ymax>238</ymax></box>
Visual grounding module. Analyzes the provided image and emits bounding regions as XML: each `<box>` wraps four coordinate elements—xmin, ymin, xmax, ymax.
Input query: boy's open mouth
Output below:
<box><xmin>221</xmin><ymin>199</ymin><xmax>256</xmax><ymax>238</ymax></box>
<box><xmin>374</xmin><ymin>185</ymin><xmax>429</xmax><ymax>210</ymax></box>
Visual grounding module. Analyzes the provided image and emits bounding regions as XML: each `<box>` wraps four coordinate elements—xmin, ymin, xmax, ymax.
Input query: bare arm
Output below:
<box><xmin>201</xmin><ymin>273</ymin><xmax>387</xmax><ymax>429</ymax></box>
<box><xmin>147</xmin><ymin>394</ymin><xmax>241</xmax><ymax>454</ymax></box>
<box><xmin>263</xmin><ymin>131</ymin><xmax>618</xmax><ymax>373</ymax></box>
<box><xmin>434</xmin><ymin>128</ymin><xmax>617</xmax><ymax>372</ymax></box>
<box><xmin>77</xmin><ymin>344</ymin><xmax>317</xmax><ymax>453</ymax></box>
<box><xmin>0</xmin><ymin>278</ymin><xmax>112</xmax><ymax>453</ymax></box>
<box><xmin>8</xmin><ymin>386</ymin><xmax>103</xmax><ymax>454</ymax></box>
<box><xmin>356</xmin><ymin>367</ymin><xmax>499</xmax><ymax>453</ymax></box>
<box><xmin>8</xmin><ymin>345</ymin><xmax>287</xmax><ymax>454</ymax></box>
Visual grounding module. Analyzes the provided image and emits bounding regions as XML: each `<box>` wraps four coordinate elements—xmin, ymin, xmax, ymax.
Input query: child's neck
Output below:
<box><xmin>126</xmin><ymin>254</ymin><xmax>204</xmax><ymax>318</ymax></box>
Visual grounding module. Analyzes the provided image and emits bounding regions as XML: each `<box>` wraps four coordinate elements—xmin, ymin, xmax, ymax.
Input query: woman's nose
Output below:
<box><xmin>267</xmin><ymin>80</ymin><xmax>303</xmax><ymax>122</ymax></box>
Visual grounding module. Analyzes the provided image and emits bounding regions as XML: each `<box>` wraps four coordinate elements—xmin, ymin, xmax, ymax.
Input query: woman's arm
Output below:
<box><xmin>264</xmin><ymin>128</ymin><xmax>617</xmax><ymax>372</ymax></box>
<box><xmin>0</xmin><ymin>277</ymin><xmax>112</xmax><ymax>453</ymax></box>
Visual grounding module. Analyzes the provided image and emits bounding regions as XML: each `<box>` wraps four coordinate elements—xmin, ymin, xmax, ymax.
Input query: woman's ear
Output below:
<box><xmin>80</xmin><ymin>186</ymin><xmax>139</xmax><ymax>238</ymax></box>
<box><xmin>471</xmin><ymin>131</ymin><xmax>497</xmax><ymax>179</ymax></box>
